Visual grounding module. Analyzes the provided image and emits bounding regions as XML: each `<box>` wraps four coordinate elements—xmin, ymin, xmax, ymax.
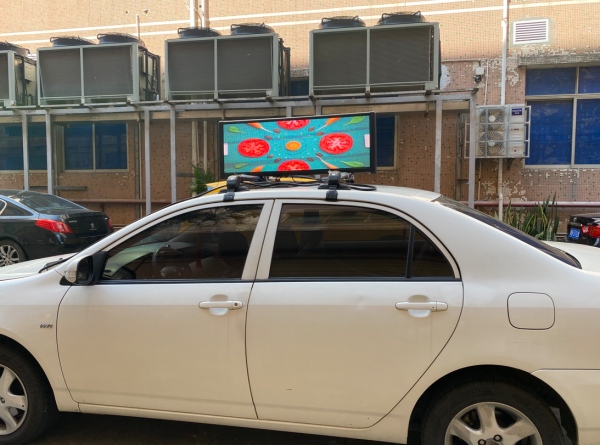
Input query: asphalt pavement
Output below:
<box><xmin>31</xmin><ymin>413</ymin><xmax>389</xmax><ymax>445</ymax></box>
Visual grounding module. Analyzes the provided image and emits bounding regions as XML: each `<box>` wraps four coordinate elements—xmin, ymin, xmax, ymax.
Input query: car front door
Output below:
<box><xmin>246</xmin><ymin>200</ymin><xmax>463</xmax><ymax>428</ymax></box>
<box><xmin>58</xmin><ymin>200</ymin><xmax>272</xmax><ymax>418</ymax></box>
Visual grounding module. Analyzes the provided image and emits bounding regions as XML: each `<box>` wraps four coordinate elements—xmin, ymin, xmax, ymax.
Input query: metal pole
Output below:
<box><xmin>500</xmin><ymin>0</ymin><xmax>508</xmax><ymax>106</ymax></box>
<box><xmin>201</xmin><ymin>0</ymin><xmax>209</xmax><ymax>28</ymax></box>
<box><xmin>144</xmin><ymin>109</ymin><xmax>151</xmax><ymax>215</ymax></box>
<box><xmin>434</xmin><ymin>98</ymin><xmax>442</xmax><ymax>194</ymax></box>
<box><xmin>498</xmin><ymin>159</ymin><xmax>504</xmax><ymax>219</ymax></box>
<box><xmin>21</xmin><ymin>112</ymin><xmax>29</xmax><ymax>191</ymax></box>
<box><xmin>190</xmin><ymin>0</ymin><xmax>198</xmax><ymax>27</ymax></box>
<box><xmin>170</xmin><ymin>106</ymin><xmax>177</xmax><ymax>203</ymax></box>
<box><xmin>45</xmin><ymin>111</ymin><xmax>53</xmax><ymax>195</ymax></box>
<box><xmin>468</xmin><ymin>94</ymin><xmax>477</xmax><ymax>208</ymax></box>
<box><xmin>136</xmin><ymin>14</ymin><xmax>141</xmax><ymax>39</ymax></box>
<box><xmin>203</xmin><ymin>121</ymin><xmax>208</xmax><ymax>170</ymax></box>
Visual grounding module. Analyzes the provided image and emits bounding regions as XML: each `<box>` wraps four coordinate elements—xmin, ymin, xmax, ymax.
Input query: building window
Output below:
<box><xmin>64</xmin><ymin>123</ymin><xmax>127</xmax><ymax>171</ymax></box>
<box><xmin>526</xmin><ymin>66</ymin><xmax>600</xmax><ymax>166</ymax></box>
<box><xmin>0</xmin><ymin>125</ymin><xmax>47</xmax><ymax>171</ymax></box>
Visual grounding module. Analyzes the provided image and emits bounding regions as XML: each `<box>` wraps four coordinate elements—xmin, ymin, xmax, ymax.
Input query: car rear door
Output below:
<box><xmin>245</xmin><ymin>200</ymin><xmax>463</xmax><ymax>428</ymax></box>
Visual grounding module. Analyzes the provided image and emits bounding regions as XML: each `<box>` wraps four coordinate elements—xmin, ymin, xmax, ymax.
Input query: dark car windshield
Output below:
<box><xmin>436</xmin><ymin>196</ymin><xmax>581</xmax><ymax>269</ymax></box>
<box><xmin>0</xmin><ymin>192</ymin><xmax>83</xmax><ymax>213</ymax></box>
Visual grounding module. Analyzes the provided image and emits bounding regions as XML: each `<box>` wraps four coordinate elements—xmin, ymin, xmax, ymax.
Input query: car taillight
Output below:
<box><xmin>35</xmin><ymin>219</ymin><xmax>73</xmax><ymax>233</ymax></box>
<box><xmin>107</xmin><ymin>218</ymin><xmax>113</xmax><ymax>229</ymax></box>
<box><xmin>582</xmin><ymin>225</ymin><xmax>600</xmax><ymax>238</ymax></box>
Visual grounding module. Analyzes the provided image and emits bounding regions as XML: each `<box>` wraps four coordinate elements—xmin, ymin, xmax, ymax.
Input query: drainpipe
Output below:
<box><xmin>190</xmin><ymin>0</ymin><xmax>198</xmax><ymax>27</ymax></box>
<box><xmin>498</xmin><ymin>0</ymin><xmax>509</xmax><ymax>220</ymax></box>
<box><xmin>201</xmin><ymin>0</ymin><xmax>209</xmax><ymax>28</ymax></box>
<box><xmin>136</xmin><ymin>14</ymin><xmax>141</xmax><ymax>39</ymax></box>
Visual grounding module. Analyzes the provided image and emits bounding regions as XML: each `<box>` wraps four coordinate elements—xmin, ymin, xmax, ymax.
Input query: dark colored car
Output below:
<box><xmin>565</xmin><ymin>212</ymin><xmax>600</xmax><ymax>246</ymax></box>
<box><xmin>0</xmin><ymin>190</ymin><xmax>113</xmax><ymax>266</ymax></box>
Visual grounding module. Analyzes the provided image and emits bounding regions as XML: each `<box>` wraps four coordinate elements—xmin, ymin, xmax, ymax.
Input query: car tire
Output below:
<box><xmin>0</xmin><ymin>241</ymin><xmax>27</xmax><ymax>268</ymax></box>
<box><xmin>0</xmin><ymin>344</ymin><xmax>58</xmax><ymax>445</ymax></box>
<box><xmin>421</xmin><ymin>380</ymin><xmax>565</xmax><ymax>445</ymax></box>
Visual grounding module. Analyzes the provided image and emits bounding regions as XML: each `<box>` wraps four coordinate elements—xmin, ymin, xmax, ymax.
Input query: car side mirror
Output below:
<box><xmin>64</xmin><ymin>252</ymin><xmax>108</xmax><ymax>285</ymax></box>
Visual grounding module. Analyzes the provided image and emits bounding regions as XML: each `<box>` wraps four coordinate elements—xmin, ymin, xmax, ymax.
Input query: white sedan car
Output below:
<box><xmin>0</xmin><ymin>182</ymin><xmax>597</xmax><ymax>445</ymax></box>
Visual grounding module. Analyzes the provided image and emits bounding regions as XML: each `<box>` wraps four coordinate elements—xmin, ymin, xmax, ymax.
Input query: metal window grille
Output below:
<box><xmin>513</xmin><ymin>19</ymin><xmax>549</xmax><ymax>45</ymax></box>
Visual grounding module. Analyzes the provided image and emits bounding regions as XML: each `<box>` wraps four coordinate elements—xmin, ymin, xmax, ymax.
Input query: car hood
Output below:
<box><xmin>0</xmin><ymin>254</ymin><xmax>74</xmax><ymax>281</ymax></box>
<box><xmin>545</xmin><ymin>241</ymin><xmax>600</xmax><ymax>272</ymax></box>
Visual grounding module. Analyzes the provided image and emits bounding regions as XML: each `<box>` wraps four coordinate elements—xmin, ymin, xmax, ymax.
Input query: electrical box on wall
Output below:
<box><xmin>0</xmin><ymin>43</ymin><xmax>36</xmax><ymax>107</ymax></box>
<box><xmin>466</xmin><ymin>105</ymin><xmax>531</xmax><ymax>158</ymax></box>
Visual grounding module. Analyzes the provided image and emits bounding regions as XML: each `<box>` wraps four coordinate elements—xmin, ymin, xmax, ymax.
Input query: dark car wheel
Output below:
<box><xmin>422</xmin><ymin>381</ymin><xmax>565</xmax><ymax>445</ymax></box>
<box><xmin>0</xmin><ymin>345</ymin><xmax>57</xmax><ymax>445</ymax></box>
<box><xmin>0</xmin><ymin>241</ymin><xmax>26</xmax><ymax>268</ymax></box>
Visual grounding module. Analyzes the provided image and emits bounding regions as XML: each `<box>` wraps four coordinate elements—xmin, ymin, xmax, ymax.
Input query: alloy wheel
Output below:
<box><xmin>445</xmin><ymin>402</ymin><xmax>542</xmax><ymax>445</ymax></box>
<box><xmin>0</xmin><ymin>365</ymin><xmax>27</xmax><ymax>434</ymax></box>
<box><xmin>0</xmin><ymin>245</ymin><xmax>19</xmax><ymax>267</ymax></box>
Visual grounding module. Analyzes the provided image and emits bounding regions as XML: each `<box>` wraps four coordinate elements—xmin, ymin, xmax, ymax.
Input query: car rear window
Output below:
<box><xmin>4</xmin><ymin>192</ymin><xmax>82</xmax><ymax>213</ymax></box>
<box><xmin>436</xmin><ymin>196</ymin><xmax>581</xmax><ymax>269</ymax></box>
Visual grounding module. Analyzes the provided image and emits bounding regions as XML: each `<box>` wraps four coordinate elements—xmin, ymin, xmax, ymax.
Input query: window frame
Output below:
<box><xmin>61</xmin><ymin>123</ymin><xmax>129</xmax><ymax>173</ymax></box>
<box><xmin>255</xmin><ymin>199</ymin><xmax>460</xmax><ymax>281</ymax></box>
<box><xmin>97</xmin><ymin>199</ymin><xmax>274</xmax><ymax>284</ymax></box>
<box><xmin>526</xmin><ymin>65</ymin><xmax>600</xmax><ymax>168</ymax></box>
<box><xmin>0</xmin><ymin>124</ymin><xmax>50</xmax><ymax>174</ymax></box>
<box><xmin>375</xmin><ymin>115</ymin><xmax>399</xmax><ymax>171</ymax></box>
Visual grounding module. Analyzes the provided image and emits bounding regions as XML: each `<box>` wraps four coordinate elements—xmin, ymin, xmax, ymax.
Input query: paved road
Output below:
<box><xmin>31</xmin><ymin>413</ymin><xmax>391</xmax><ymax>445</ymax></box>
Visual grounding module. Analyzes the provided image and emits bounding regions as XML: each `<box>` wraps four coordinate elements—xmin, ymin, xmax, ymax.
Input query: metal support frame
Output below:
<box><xmin>434</xmin><ymin>98</ymin><xmax>442</xmax><ymax>193</ymax></box>
<box><xmin>144</xmin><ymin>109</ymin><xmax>151</xmax><ymax>215</ymax></box>
<box><xmin>468</xmin><ymin>92</ymin><xmax>477</xmax><ymax>208</ymax></box>
<box><xmin>170</xmin><ymin>106</ymin><xmax>177</xmax><ymax>203</ymax></box>
<box><xmin>45</xmin><ymin>111</ymin><xmax>53</xmax><ymax>195</ymax></box>
<box><xmin>21</xmin><ymin>112</ymin><xmax>29</xmax><ymax>191</ymax></box>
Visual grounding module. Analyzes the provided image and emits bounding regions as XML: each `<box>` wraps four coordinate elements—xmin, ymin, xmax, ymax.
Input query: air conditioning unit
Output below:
<box><xmin>472</xmin><ymin>105</ymin><xmax>531</xmax><ymax>158</ymax></box>
<box><xmin>37</xmin><ymin>34</ymin><xmax>160</xmax><ymax>105</ymax></box>
<box><xmin>165</xmin><ymin>24</ymin><xmax>290</xmax><ymax>100</ymax></box>
<box><xmin>309</xmin><ymin>13</ymin><xmax>440</xmax><ymax>95</ymax></box>
<box><xmin>0</xmin><ymin>42</ymin><xmax>36</xmax><ymax>107</ymax></box>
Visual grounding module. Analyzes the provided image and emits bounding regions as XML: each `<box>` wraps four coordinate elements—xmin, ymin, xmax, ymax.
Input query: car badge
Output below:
<box><xmin>90</xmin><ymin>223</ymin><xmax>96</xmax><ymax>230</ymax></box>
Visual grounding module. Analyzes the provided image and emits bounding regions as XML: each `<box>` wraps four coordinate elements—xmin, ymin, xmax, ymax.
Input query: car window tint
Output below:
<box><xmin>2</xmin><ymin>204</ymin><xmax>32</xmax><ymax>216</ymax></box>
<box><xmin>411</xmin><ymin>229</ymin><xmax>454</xmax><ymax>277</ymax></box>
<box><xmin>102</xmin><ymin>204</ymin><xmax>263</xmax><ymax>281</ymax></box>
<box><xmin>269</xmin><ymin>204</ymin><xmax>411</xmax><ymax>278</ymax></box>
<box><xmin>0</xmin><ymin>201</ymin><xmax>5</xmax><ymax>214</ymax></box>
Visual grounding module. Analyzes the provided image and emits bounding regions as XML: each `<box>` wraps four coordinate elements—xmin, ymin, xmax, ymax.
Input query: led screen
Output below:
<box><xmin>219</xmin><ymin>113</ymin><xmax>376</xmax><ymax>178</ymax></box>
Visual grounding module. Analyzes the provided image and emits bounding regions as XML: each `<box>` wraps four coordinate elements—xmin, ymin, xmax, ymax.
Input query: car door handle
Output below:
<box><xmin>199</xmin><ymin>301</ymin><xmax>243</xmax><ymax>310</ymax></box>
<box><xmin>395</xmin><ymin>302</ymin><xmax>448</xmax><ymax>312</ymax></box>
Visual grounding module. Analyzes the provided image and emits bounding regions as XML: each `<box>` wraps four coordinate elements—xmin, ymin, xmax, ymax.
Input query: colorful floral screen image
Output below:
<box><xmin>220</xmin><ymin>114</ymin><xmax>376</xmax><ymax>177</ymax></box>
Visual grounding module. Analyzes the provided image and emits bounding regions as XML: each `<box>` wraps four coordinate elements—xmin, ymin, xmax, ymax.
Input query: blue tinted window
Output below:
<box><xmin>291</xmin><ymin>80</ymin><xmax>309</xmax><ymax>96</ymax></box>
<box><xmin>526</xmin><ymin>68</ymin><xmax>576</xmax><ymax>95</ymax></box>
<box><xmin>0</xmin><ymin>125</ymin><xmax>47</xmax><ymax>170</ymax></box>
<box><xmin>95</xmin><ymin>124</ymin><xmax>127</xmax><ymax>170</ymax></box>
<box><xmin>376</xmin><ymin>116</ymin><xmax>395</xmax><ymax>167</ymax></box>
<box><xmin>578</xmin><ymin>66</ymin><xmax>600</xmax><ymax>94</ymax></box>
<box><xmin>64</xmin><ymin>125</ymin><xmax>93</xmax><ymax>170</ymax></box>
<box><xmin>575</xmin><ymin>99</ymin><xmax>600</xmax><ymax>164</ymax></box>
<box><xmin>527</xmin><ymin>100</ymin><xmax>573</xmax><ymax>165</ymax></box>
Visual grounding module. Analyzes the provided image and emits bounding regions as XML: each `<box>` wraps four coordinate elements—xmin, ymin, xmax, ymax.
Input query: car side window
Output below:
<box><xmin>2</xmin><ymin>204</ymin><xmax>32</xmax><ymax>216</ymax></box>
<box><xmin>101</xmin><ymin>204</ymin><xmax>263</xmax><ymax>281</ymax></box>
<box><xmin>269</xmin><ymin>204</ymin><xmax>455</xmax><ymax>280</ymax></box>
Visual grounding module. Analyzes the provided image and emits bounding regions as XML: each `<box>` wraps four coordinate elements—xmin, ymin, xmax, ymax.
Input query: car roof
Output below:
<box><xmin>0</xmin><ymin>190</ymin><xmax>45</xmax><ymax>198</ymax></box>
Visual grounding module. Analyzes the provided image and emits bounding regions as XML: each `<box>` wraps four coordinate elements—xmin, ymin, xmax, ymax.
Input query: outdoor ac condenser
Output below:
<box><xmin>165</xmin><ymin>24</ymin><xmax>290</xmax><ymax>101</ymax></box>
<box><xmin>309</xmin><ymin>15</ymin><xmax>440</xmax><ymax>95</ymax></box>
<box><xmin>472</xmin><ymin>105</ymin><xmax>531</xmax><ymax>158</ymax></box>
<box><xmin>37</xmin><ymin>34</ymin><xmax>160</xmax><ymax>105</ymax></box>
<box><xmin>0</xmin><ymin>44</ymin><xmax>36</xmax><ymax>107</ymax></box>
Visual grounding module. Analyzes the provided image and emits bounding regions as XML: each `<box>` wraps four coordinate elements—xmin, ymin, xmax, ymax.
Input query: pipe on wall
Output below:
<box><xmin>190</xmin><ymin>0</ymin><xmax>198</xmax><ymax>27</ymax></box>
<box><xmin>498</xmin><ymin>0</ymin><xmax>509</xmax><ymax>220</ymax></box>
<box><xmin>201</xmin><ymin>0</ymin><xmax>209</xmax><ymax>28</ymax></box>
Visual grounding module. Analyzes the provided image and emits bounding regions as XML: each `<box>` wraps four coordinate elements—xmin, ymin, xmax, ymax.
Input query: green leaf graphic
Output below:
<box><xmin>228</xmin><ymin>126</ymin><xmax>243</xmax><ymax>134</ymax></box>
<box><xmin>341</xmin><ymin>161</ymin><xmax>364</xmax><ymax>168</ymax></box>
<box><xmin>234</xmin><ymin>163</ymin><xmax>248</xmax><ymax>169</ymax></box>
<box><xmin>343</xmin><ymin>116</ymin><xmax>366</xmax><ymax>126</ymax></box>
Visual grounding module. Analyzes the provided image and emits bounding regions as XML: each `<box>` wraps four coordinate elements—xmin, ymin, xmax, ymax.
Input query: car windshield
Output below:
<box><xmin>436</xmin><ymin>196</ymin><xmax>581</xmax><ymax>269</ymax></box>
<box><xmin>2</xmin><ymin>192</ymin><xmax>83</xmax><ymax>213</ymax></box>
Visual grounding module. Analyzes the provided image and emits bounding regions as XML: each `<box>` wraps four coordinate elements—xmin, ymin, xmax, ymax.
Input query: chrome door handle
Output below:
<box><xmin>395</xmin><ymin>302</ymin><xmax>448</xmax><ymax>312</ymax></box>
<box><xmin>199</xmin><ymin>301</ymin><xmax>243</xmax><ymax>310</ymax></box>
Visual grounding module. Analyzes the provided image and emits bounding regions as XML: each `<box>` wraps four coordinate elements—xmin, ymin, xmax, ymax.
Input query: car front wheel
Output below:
<box><xmin>0</xmin><ymin>345</ymin><xmax>57</xmax><ymax>445</ymax></box>
<box><xmin>422</xmin><ymin>380</ymin><xmax>565</xmax><ymax>445</ymax></box>
<box><xmin>0</xmin><ymin>241</ymin><xmax>26</xmax><ymax>268</ymax></box>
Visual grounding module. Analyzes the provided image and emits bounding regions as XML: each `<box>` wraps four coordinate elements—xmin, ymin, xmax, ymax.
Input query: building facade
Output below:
<box><xmin>0</xmin><ymin>0</ymin><xmax>599</xmax><ymax>227</ymax></box>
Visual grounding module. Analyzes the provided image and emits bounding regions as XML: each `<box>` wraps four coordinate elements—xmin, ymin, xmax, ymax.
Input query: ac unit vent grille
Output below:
<box><xmin>168</xmin><ymin>40</ymin><xmax>215</xmax><ymax>93</ymax></box>
<box><xmin>39</xmin><ymin>49</ymin><xmax>81</xmax><ymax>98</ymax></box>
<box><xmin>370</xmin><ymin>26</ymin><xmax>432</xmax><ymax>84</ymax></box>
<box><xmin>83</xmin><ymin>46</ymin><xmax>133</xmax><ymax>96</ymax></box>
<box><xmin>0</xmin><ymin>53</ymin><xmax>9</xmax><ymax>99</ymax></box>
<box><xmin>217</xmin><ymin>37</ymin><xmax>273</xmax><ymax>91</ymax></box>
<box><xmin>513</xmin><ymin>19</ymin><xmax>549</xmax><ymax>44</ymax></box>
<box><xmin>313</xmin><ymin>31</ymin><xmax>367</xmax><ymax>87</ymax></box>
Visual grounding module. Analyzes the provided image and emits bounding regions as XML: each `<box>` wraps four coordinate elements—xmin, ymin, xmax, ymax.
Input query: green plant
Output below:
<box><xmin>500</xmin><ymin>194</ymin><xmax>560</xmax><ymax>241</ymax></box>
<box><xmin>189</xmin><ymin>164</ymin><xmax>216</xmax><ymax>195</ymax></box>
